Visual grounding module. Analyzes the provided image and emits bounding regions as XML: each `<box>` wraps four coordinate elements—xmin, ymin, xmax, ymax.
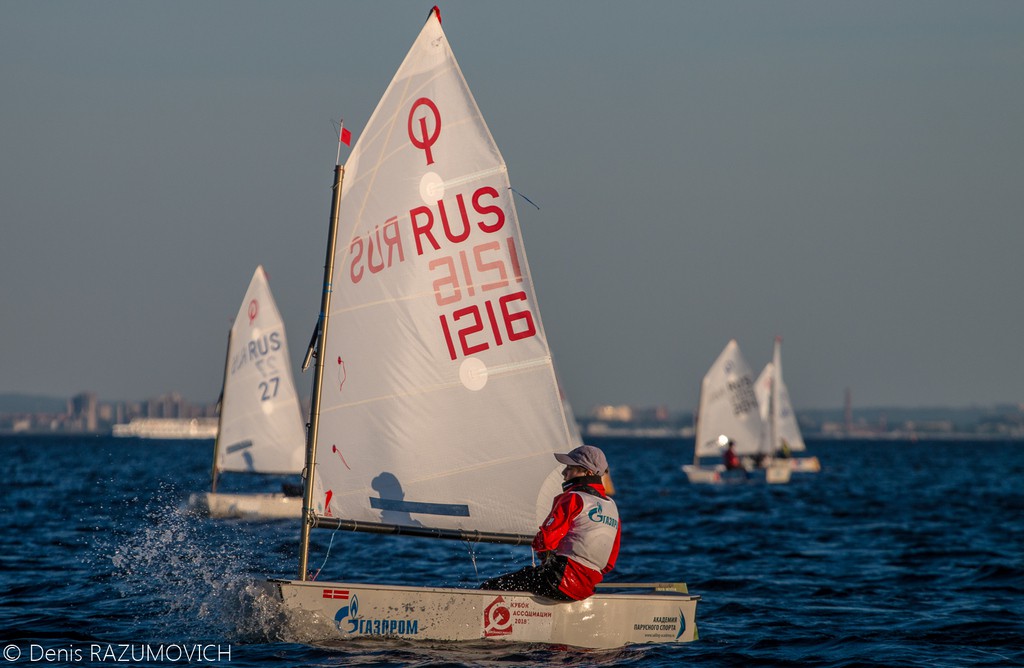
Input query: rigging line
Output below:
<box><xmin>509</xmin><ymin>187</ymin><xmax>540</xmax><ymax>210</ymax></box>
<box><xmin>311</xmin><ymin>521</ymin><xmax>342</xmax><ymax>581</ymax></box>
<box><xmin>462</xmin><ymin>539</ymin><xmax>480</xmax><ymax>577</ymax></box>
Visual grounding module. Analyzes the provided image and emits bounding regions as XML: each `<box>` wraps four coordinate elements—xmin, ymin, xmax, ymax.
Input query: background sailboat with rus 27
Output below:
<box><xmin>188</xmin><ymin>265</ymin><xmax>306</xmax><ymax>519</ymax></box>
<box><xmin>755</xmin><ymin>336</ymin><xmax>821</xmax><ymax>473</ymax></box>
<box><xmin>265</xmin><ymin>8</ymin><xmax>698</xmax><ymax>648</ymax></box>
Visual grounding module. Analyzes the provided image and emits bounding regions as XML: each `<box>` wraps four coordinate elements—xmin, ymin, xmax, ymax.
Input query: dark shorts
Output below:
<box><xmin>479</xmin><ymin>554</ymin><xmax>573</xmax><ymax>601</ymax></box>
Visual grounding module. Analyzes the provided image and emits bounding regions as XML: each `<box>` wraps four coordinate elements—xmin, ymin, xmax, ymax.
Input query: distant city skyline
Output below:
<box><xmin>2</xmin><ymin>387</ymin><xmax>1021</xmax><ymax>440</ymax></box>
<box><xmin>2</xmin><ymin>2</ymin><xmax>1023</xmax><ymax>411</ymax></box>
<box><xmin>2</xmin><ymin>386</ymin><xmax>1020</xmax><ymax>418</ymax></box>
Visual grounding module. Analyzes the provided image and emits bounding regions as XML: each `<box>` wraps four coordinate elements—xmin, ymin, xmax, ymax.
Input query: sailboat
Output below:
<box><xmin>754</xmin><ymin>337</ymin><xmax>821</xmax><ymax>473</ymax></box>
<box><xmin>266</xmin><ymin>8</ymin><xmax>697</xmax><ymax>648</ymax></box>
<box><xmin>188</xmin><ymin>265</ymin><xmax>306</xmax><ymax>519</ymax></box>
<box><xmin>682</xmin><ymin>340</ymin><xmax>791</xmax><ymax>484</ymax></box>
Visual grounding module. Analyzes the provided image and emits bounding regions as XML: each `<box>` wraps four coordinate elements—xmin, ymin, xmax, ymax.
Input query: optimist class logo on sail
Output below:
<box><xmin>345</xmin><ymin>96</ymin><xmax>538</xmax><ymax>363</ymax></box>
<box><xmin>409</xmin><ymin>97</ymin><xmax>441</xmax><ymax>165</ymax></box>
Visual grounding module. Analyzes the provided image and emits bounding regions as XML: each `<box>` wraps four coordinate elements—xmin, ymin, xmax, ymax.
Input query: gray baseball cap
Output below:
<box><xmin>554</xmin><ymin>445</ymin><xmax>609</xmax><ymax>475</ymax></box>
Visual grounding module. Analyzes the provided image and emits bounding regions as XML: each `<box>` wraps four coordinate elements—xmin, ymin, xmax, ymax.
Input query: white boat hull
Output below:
<box><xmin>112</xmin><ymin>417</ymin><xmax>218</xmax><ymax>440</ymax></box>
<box><xmin>766</xmin><ymin>463</ymin><xmax>792</xmax><ymax>484</ymax></box>
<box><xmin>682</xmin><ymin>464</ymin><xmax>725</xmax><ymax>484</ymax></box>
<box><xmin>188</xmin><ymin>492</ymin><xmax>302</xmax><ymax>520</ymax></box>
<box><xmin>268</xmin><ymin>579</ymin><xmax>698</xmax><ymax>649</ymax></box>
<box><xmin>682</xmin><ymin>463</ymin><xmax>791</xmax><ymax>485</ymax></box>
<box><xmin>788</xmin><ymin>456</ymin><xmax>821</xmax><ymax>473</ymax></box>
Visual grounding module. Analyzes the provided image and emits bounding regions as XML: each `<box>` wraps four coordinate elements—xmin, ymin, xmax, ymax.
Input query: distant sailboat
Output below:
<box><xmin>755</xmin><ymin>337</ymin><xmax>821</xmax><ymax>473</ymax></box>
<box><xmin>683</xmin><ymin>340</ymin><xmax>791</xmax><ymax>484</ymax></box>
<box><xmin>188</xmin><ymin>265</ymin><xmax>306</xmax><ymax>519</ymax></box>
<box><xmin>265</xmin><ymin>8</ymin><xmax>697</xmax><ymax>648</ymax></box>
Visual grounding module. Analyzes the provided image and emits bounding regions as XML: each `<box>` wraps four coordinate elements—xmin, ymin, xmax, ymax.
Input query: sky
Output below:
<box><xmin>2</xmin><ymin>1</ymin><xmax>1022</xmax><ymax>413</ymax></box>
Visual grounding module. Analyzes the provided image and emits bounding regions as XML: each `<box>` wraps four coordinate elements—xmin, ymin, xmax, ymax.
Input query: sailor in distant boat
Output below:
<box><xmin>480</xmin><ymin>445</ymin><xmax>620</xmax><ymax>601</ymax></box>
<box><xmin>723</xmin><ymin>440</ymin><xmax>743</xmax><ymax>471</ymax></box>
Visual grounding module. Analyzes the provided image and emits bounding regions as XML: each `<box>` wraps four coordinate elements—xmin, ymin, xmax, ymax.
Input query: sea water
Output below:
<box><xmin>1</xmin><ymin>434</ymin><xmax>1022</xmax><ymax>667</ymax></box>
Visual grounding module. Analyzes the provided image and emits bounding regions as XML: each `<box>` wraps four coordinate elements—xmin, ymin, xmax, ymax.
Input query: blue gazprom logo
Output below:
<box><xmin>588</xmin><ymin>503</ymin><xmax>618</xmax><ymax>528</ymax></box>
<box><xmin>334</xmin><ymin>594</ymin><xmax>358</xmax><ymax>632</ymax></box>
<box><xmin>333</xmin><ymin>594</ymin><xmax>420</xmax><ymax>636</ymax></box>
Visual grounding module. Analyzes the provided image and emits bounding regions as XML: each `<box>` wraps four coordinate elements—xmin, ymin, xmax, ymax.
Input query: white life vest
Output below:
<box><xmin>555</xmin><ymin>491</ymin><xmax>620</xmax><ymax>572</ymax></box>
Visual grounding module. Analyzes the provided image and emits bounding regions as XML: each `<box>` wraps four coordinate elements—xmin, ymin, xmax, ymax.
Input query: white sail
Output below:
<box><xmin>754</xmin><ymin>338</ymin><xmax>806</xmax><ymax>453</ymax></box>
<box><xmin>694</xmin><ymin>340</ymin><xmax>763</xmax><ymax>458</ymax></box>
<box><xmin>774</xmin><ymin>381</ymin><xmax>806</xmax><ymax>452</ymax></box>
<box><xmin>216</xmin><ymin>266</ymin><xmax>305</xmax><ymax>474</ymax></box>
<box><xmin>311</xmin><ymin>15</ymin><xmax>570</xmax><ymax>538</ymax></box>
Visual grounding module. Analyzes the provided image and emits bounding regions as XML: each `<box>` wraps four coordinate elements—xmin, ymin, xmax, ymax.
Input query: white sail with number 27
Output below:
<box><xmin>188</xmin><ymin>265</ymin><xmax>306</xmax><ymax>519</ymax></box>
<box><xmin>267</xmin><ymin>8</ymin><xmax>698</xmax><ymax>649</ymax></box>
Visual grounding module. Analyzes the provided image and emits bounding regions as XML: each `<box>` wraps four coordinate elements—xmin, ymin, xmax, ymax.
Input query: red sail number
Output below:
<box><xmin>439</xmin><ymin>292</ymin><xmax>537</xmax><ymax>360</ymax></box>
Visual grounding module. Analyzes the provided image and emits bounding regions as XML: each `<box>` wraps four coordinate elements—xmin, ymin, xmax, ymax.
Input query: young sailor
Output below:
<box><xmin>723</xmin><ymin>439</ymin><xmax>742</xmax><ymax>470</ymax></box>
<box><xmin>480</xmin><ymin>445</ymin><xmax>620</xmax><ymax>601</ymax></box>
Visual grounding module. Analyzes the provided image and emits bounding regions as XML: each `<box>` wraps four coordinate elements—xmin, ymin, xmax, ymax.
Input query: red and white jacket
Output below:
<box><xmin>532</xmin><ymin>480</ymin><xmax>621</xmax><ymax>600</ymax></box>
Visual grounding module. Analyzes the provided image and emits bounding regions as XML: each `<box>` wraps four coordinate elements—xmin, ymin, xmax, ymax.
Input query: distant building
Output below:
<box><xmin>69</xmin><ymin>392</ymin><xmax>98</xmax><ymax>432</ymax></box>
<box><xmin>0</xmin><ymin>390</ymin><xmax>217</xmax><ymax>434</ymax></box>
<box><xmin>591</xmin><ymin>405</ymin><xmax>634</xmax><ymax>422</ymax></box>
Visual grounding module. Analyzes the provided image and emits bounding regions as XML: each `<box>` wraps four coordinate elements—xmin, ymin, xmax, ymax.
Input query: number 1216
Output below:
<box><xmin>439</xmin><ymin>291</ymin><xmax>536</xmax><ymax>361</ymax></box>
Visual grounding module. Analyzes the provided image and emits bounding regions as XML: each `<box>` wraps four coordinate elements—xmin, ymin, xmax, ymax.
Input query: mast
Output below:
<box><xmin>768</xmin><ymin>372</ymin><xmax>777</xmax><ymax>456</ymax></box>
<box><xmin>209</xmin><ymin>328</ymin><xmax>232</xmax><ymax>494</ymax></box>
<box><xmin>298</xmin><ymin>163</ymin><xmax>345</xmax><ymax>580</ymax></box>
<box><xmin>692</xmin><ymin>399</ymin><xmax>700</xmax><ymax>467</ymax></box>
<box><xmin>770</xmin><ymin>336</ymin><xmax>781</xmax><ymax>455</ymax></box>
